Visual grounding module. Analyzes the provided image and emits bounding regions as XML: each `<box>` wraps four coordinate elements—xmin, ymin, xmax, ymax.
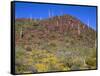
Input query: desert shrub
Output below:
<box><xmin>15</xmin><ymin>42</ymin><xmax>96</xmax><ymax>73</ymax></box>
<box><xmin>15</xmin><ymin>64</ymin><xmax>28</xmax><ymax>73</ymax></box>
<box><xmin>85</xmin><ymin>57</ymin><xmax>96</xmax><ymax>68</ymax></box>
<box><xmin>15</xmin><ymin>46</ymin><xmax>25</xmax><ymax>61</ymax></box>
<box><xmin>15</xmin><ymin>49</ymin><xmax>26</xmax><ymax>73</ymax></box>
<box><xmin>70</xmin><ymin>40</ymin><xmax>75</xmax><ymax>45</ymax></box>
<box><xmin>25</xmin><ymin>46</ymin><xmax>32</xmax><ymax>51</ymax></box>
<box><xmin>48</xmin><ymin>42</ymin><xmax>57</xmax><ymax>47</ymax></box>
<box><xmin>35</xmin><ymin>63</ymin><xmax>48</xmax><ymax>72</ymax></box>
<box><xmin>84</xmin><ymin>47</ymin><xmax>96</xmax><ymax>69</ymax></box>
<box><xmin>15</xmin><ymin>46</ymin><xmax>36</xmax><ymax>73</ymax></box>
<box><xmin>54</xmin><ymin>63</ymin><xmax>70</xmax><ymax>71</ymax></box>
<box><xmin>31</xmin><ymin>50</ymin><xmax>70</xmax><ymax>72</ymax></box>
<box><xmin>73</xmin><ymin>57</ymin><xmax>84</xmax><ymax>66</ymax></box>
<box><xmin>33</xmin><ymin>24</ymin><xmax>45</xmax><ymax>30</ymax></box>
<box><xmin>16</xmin><ymin>64</ymin><xmax>37</xmax><ymax>73</ymax></box>
<box><xmin>90</xmin><ymin>48</ymin><xmax>96</xmax><ymax>58</ymax></box>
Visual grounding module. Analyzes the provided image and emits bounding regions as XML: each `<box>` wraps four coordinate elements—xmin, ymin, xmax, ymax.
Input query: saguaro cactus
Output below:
<box><xmin>87</xmin><ymin>19</ymin><xmax>90</xmax><ymax>29</ymax></box>
<box><xmin>78</xmin><ymin>24</ymin><xmax>80</xmax><ymax>35</ymax></box>
<box><xmin>51</xmin><ymin>11</ymin><xmax>53</xmax><ymax>17</ymax></box>
<box><xmin>56</xmin><ymin>20</ymin><xmax>59</xmax><ymax>26</ymax></box>
<box><xmin>95</xmin><ymin>40</ymin><xmax>96</xmax><ymax>47</ymax></box>
<box><xmin>71</xmin><ymin>23</ymin><xmax>73</xmax><ymax>28</ymax></box>
<box><xmin>83</xmin><ymin>25</ymin><xmax>85</xmax><ymax>29</ymax></box>
<box><xmin>39</xmin><ymin>16</ymin><xmax>42</xmax><ymax>20</ymax></box>
<box><xmin>20</xmin><ymin>27</ymin><xmax>23</xmax><ymax>39</ymax></box>
<box><xmin>49</xmin><ymin>10</ymin><xmax>51</xmax><ymax>18</ymax></box>
<box><xmin>30</xmin><ymin>14</ymin><xmax>32</xmax><ymax>21</ymax></box>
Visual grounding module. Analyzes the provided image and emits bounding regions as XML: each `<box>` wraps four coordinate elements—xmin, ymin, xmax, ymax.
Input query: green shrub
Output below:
<box><xmin>85</xmin><ymin>57</ymin><xmax>96</xmax><ymax>67</ymax></box>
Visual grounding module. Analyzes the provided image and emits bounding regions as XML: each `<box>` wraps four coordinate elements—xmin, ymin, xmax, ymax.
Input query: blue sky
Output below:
<box><xmin>15</xmin><ymin>2</ymin><xmax>97</xmax><ymax>30</ymax></box>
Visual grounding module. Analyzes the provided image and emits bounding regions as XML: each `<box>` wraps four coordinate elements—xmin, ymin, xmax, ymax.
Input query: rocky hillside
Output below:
<box><xmin>15</xmin><ymin>14</ymin><xmax>97</xmax><ymax>74</ymax></box>
<box><xmin>15</xmin><ymin>14</ymin><xmax>96</xmax><ymax>48</ymax></box>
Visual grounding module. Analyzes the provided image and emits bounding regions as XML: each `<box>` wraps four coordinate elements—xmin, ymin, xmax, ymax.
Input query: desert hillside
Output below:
<box><xmin>15</xmin><ymin>14</ymin><xmax>97</xmax><ymax>74</ymax></box>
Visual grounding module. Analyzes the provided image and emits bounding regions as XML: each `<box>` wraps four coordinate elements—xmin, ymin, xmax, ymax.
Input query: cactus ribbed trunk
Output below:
<box><xmin>20</xmin><ymin>27</ymin><xmax>23</xmax><ymax>39</ymax></box>
<box><xmin>78</xmin><ymin>24</ymin><xmax>80</xmax><ymax>35</ymax></box>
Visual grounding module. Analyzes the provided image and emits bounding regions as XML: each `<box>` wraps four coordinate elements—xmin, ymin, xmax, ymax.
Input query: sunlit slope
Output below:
<box><xmin>15</xmin><ymin>14</ymin><xmax>97</xmax><ymax>74</ymax></box>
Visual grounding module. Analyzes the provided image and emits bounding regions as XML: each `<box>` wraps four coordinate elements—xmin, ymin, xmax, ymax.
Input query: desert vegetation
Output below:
<box><xmin>15</xmin><ymin>14</ymin><xmax>97</xmax><ymax>74</ymax></box>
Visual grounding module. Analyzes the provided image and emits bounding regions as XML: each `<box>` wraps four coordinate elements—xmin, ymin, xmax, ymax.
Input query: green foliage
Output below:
<box><xmin>86</xmin><ymin>57</ymin><xmax>96</xmax><ymax>67</ymax></box>
<box><xmin>31</xmin><ymin>50</ymin><xmax>70</xmax><ymax>72</ymax></box>
<box><xmin>32</xmin><ymin>24</ymin><xmax>46</xmax><ymax>31</ymax></box>
<box><xmin>15</xmin><ymin>17</ymin><xmax>97</xmax><ymax>74</ymax></box>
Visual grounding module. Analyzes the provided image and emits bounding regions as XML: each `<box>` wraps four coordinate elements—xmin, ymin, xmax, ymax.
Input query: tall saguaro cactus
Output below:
<box><xmin>30</xmin><ymin>14</ymin><xmax>32</xmax><ymax>22</ymax></box>
<box><xmin>39</xmin><ymin>16</ymin><xmax>42</xmax><ymax>20</ymax></box>
<box><xmin>95</xmin><ymin>40</ymin><xmax>96</xmax><ymax>47</ymax></box>
<box><xmin>78</xmin><ymin>24</ymin><xmax>80</xmax><ymax>35</ymax></box>
<box><xmin>49</xmin><ymin>10</ymin><xmax>51</xmax><ymax>18</ymax></box>
<box><xmin>56</xmin><ymin>20</ymin><xmax>59</xmax><ymax>26</ymax></box>
<box><xmin>51</xmin><ymin>11</ymin><xmax>53</xmax><ymax>17</ymax></box>
<box><xmin>88</xmin><ymin>19</ymin><xmax>90</xmax><ymax>28</ymax></box>
<box><xmin>71</xmin><ymin>23</ymin><xmax>73</xmax><ymax>28</ymax></box>
<box><xmin>83</xmin><ymin>25</ymin><xmax>85</xmax><ymax>30</ymax></box>
<box><xmin>20</xmin><ymin>27</ymin><xmax>23</xmax><ymax>39</ymax></box>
